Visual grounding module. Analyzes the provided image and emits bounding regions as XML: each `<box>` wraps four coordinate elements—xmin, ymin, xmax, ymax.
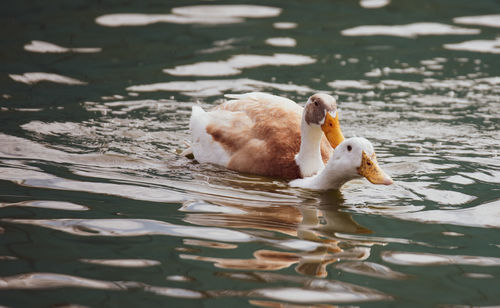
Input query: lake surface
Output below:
<box><xmin>1</xmin><ymin>0</ymin><xmax>499</xmax><ymax>307</ymax></box>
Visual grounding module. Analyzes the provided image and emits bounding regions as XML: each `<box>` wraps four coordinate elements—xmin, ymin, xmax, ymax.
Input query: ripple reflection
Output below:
<box><xmin>0</xmin><ymin>200</ymin><xmax>88</xmax><ymax>211</ymax></box>
<box><xmin>126</xmin><ymin>78</ymin><xmax>313</xmax><ymax>97</ymax></box>
<box><xmin>239</xmin><ymin>272</ymin><xmax>392</xmax><ymax>303</ymax></box>
<box><xmin>0</xmin><ymin>272</ymin><xmax>122</xmax><ymax>290</ymax></box>
<box><xmin>382</xmin><ymin>251</ymin><xmax>500</xmax><ymax>266</ymax></box>
<box><xmin>163</xmin><ymin>54</ymin><xmax>315</xmax><ymax>77</ymax></box>
<box><xmin>341</xmin><ymin>22</ymin><xmax>479</xmax><ymax>38</ymax></box>
<box><xmin>453</xmin><ymin>14</ymin><xmax>500</xmax><ymax>28</ymax></box>
<box><xmin>444</xmin><ymin>37</ymin><xmax>500</xmax><ymax>54</ymax></box>
<box><xmin>80</xmin><ymin>258</ymin><xmax>161</xmax><ymax>268</ymax></box>
<box><xmin>273</xmin><ymin>22</ymin><xmax>297</xmax><ymax>29</ymax></box>
<box><xmin>0</xmin><ymin>272</ymin><xmax>204</xmax><ymax>299</ymax></box>
<box><xmin>96</xmin><ymin>13</ymin><xmax>242</xmax><ymax>26</ymax></box>
<box><xmin>176</xmin><ymin>194</ymin><xmax>387</xmax><ymax>277</ymax></box>
<box><xmin>335</xmin><ymin>261</ymin><xmax>411</xmax><ymax>280</ymax></box>
<box><xmin>265</xmin><ymin>38</ymin><xmax>297</xmax><ymax>47</ymax></box>
<box><xmin>24</xmin><ymin>40</ymin><xmax>101</xmax><ymax>54</ymax></box>
<box><xmin>360</xmin><ymin>0</ymin><xmax>390</xmax><ymax>9</ymax></box>
<box><xmin>9</xmin><ymin>72</ymin><xmax>87</xmax><ymax>85</ymax></box>
<box><xmin>96</xmin><ymin>5</ymin><xmax>281</xmax><ymax>27</ymax></box>
<box><xmin>387</xmin><ymin>199</ymin><xmax>500</xmax><ymax>229</ymax></box>
<box><xmin>0</xmin><ymin>270</ymin><xmax>392</xmax><ymax>304</ymax></box>
<box><xmin>3</xmin><ymin>218</ymin><xmax>254</xmax><ymax>242</ymax></box>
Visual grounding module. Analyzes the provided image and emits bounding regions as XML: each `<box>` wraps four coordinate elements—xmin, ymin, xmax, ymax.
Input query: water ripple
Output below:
<box><xmin>171</xmin><ymin>5</ymin><xmax>281</xmax><ymax>19</ymax></box>
<box><xmin>163</xmin><ymin>54</ymin><xmax>315</xmax><ymax>77</ymax></box>
<box><xmin>341</xmin><ymin>22</ymin><xmax>480</xmax><ymax>38</ymax></box>
<box><xmin>126</xmin><ymin>78</ymin><xmax>313</xmax><ymax>97</ymax></box>
<box><xmin>273</xmin><ymin>22</ymin><xmax>297</xmax><ymax>29</ymax></box>
<box><xmin>0</xmin><ymin>200</ymin><xmax>88</xmax><ymax>211</ymax></box>
<box><xmin>96</xmin><ymin>5</ymin><xmax>281</xmax><ymax>27</ymax></box>
<box><xmin>0</xmin><ymin>272</ymin><xmax>204</xmax><ymax>299</ymax></box>
<box><xmin>0</xmin><ymin>271</ymin><xmax>392</xmax><ymax>303</ymax></box>
<box><xmin>252</xmin><ymin>286</ymin><xmax>390</xmax><ymax>304</ymax></box>
<box><xmin>444</xmin><ymin>37</ymin><xmax>500</xmax><ymax>54</ymax></box>
<box><xmin>335</xmin><ymin>261</ymin><xmax>410</xmax><ymax>279</ymax></box>
<box><xmin>24</xmin><ymin>40</ymin><xmax>101</xmax><ymax>54</ymax></box>
<box><xmin>247</xmin><ymin>272</ymin><xmax>392</xmax><ymax>303</ymax></box>
<box><xmin>0</xmin><ymin>273</ymin><xmax>122</xmax><ymax>290</ymax></box>
<box><xmin>265</xmin><ymin>37</ymin><xmax>297</xmax><ymax>47</ymax></box>
<box><xmin>0</xmin><ymin>167</ymin><xmax>185</xmax><ymax>203</ymax></box>
<box><xmin>9</xmin><ymin>72</ymin><xmax>87</xmax><ymax>85</ymax></box>
<box><xmin>387</xmin><ymin>199</ymin><xmax>500</xmax><ymax>229</ymax></box>
<box><xmin>79</xmin><ymin>259</ymin><xmax>161</xmax><ymax>268</ymax></box>
<box><xmin>96</xmin><ymin>13</ymin><xmax>242</xmax><ymax>27</ymax></box>
<box><xmin>360</xmin><ymin>0</ymin><xmax>390</xmax><ymax>9</ymax></box>
<box><xmin>382</xmin><ymin>251</ymin><xmax>500</xmax><ymax>266</ymax></box>
<box><xmin>453</xmin><ymin>14</ymin><xmax>500</xmax><ymax>28</ymax></box>
<box><xmin>3</xmin><ymin>218</ymin><xmax>255</xmax><ymax>242</ymax></box>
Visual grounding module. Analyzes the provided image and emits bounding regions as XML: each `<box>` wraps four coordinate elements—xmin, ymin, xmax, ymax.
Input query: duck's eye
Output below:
<box><xmin>347</xmin><ymin>145</ymin><xmax>352</xmax><ymax>151</ymax></box>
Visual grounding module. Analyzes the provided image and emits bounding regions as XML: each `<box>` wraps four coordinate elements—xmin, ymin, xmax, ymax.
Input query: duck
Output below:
<box><xmin>188</xmin><ymin>92</ymin><xmax>344</xmax><ymax>179</ymax></box>
<box><xmin>290</xmin><ymin>137</ymin><xmax>393</xmax><ymax>190</ymax></box>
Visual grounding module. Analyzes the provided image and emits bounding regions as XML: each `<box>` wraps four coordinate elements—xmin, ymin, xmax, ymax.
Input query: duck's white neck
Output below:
<box><xmin>295</xmin><ymin>118</ymin><xmax>324</xmax><ymax>178</ymax></box>
<box><xmin>290</xmin><ymin>156</ymin><xmax>358</xmax><ymax>190</ymax></box>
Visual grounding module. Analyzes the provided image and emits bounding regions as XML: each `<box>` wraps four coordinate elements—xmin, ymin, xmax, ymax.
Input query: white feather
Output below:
<box><xmin>190</xmin><ymin>105</ymin><xmax>231</xmax><ymax>166</ymax></box>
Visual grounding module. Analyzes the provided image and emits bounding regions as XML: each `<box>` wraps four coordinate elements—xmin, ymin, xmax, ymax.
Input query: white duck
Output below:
<box><xmin>290</xmin><ymin>137</ymin><xmax>393</xmax><ymax>190</ymax></box>
<box><xmin>189</xmin><ymin>92</ymin><xmax>344</xmax><ymax>179</ymax></box>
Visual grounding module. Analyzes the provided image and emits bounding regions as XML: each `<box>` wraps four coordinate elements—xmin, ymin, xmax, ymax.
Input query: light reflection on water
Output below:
<box><xmin>9</xmin><ymin>72</ymin><xmax>87</xmax><ymax>85</ymax></box>
<box><xmin>126</xmin><ymin>78</ymin><xmax>314</xmax><ymax>97</ymax></box>
<box><xmin>453</xmin><ymin>14</ymin><xmax>500</xmax><ymax>28</ymax></box>
<box><xmin>0</xmin><ymin>271</ymin><xmax>392</xmax><ymax>303</ymax></box>
<box><xmin>163</xmin><ymin>53</ymin><xmax>315</xmax><ymax>77</ymax></box>
<box><xmin>445</xmin><ymin>37</ymin><xmax>500</xmax><ymax>54</ymax></box>
<box><xmin>341</xmin><ymin>22</ymin><xmax>480</xmax><ymax>38</ymax></box>
<box><xmin>96</xmin><ymin>5</ymin><xmax>282</xmax><ymax>27</ymax></box>
<box><xmin>1</xmin><ymin>0</ymin><xmax>500</xmax><ymax>307</ymax></box>
<box><xmin>24</xmin><ymin>40</ymin><xmax>102</xmax><ymax>54</ymax></box>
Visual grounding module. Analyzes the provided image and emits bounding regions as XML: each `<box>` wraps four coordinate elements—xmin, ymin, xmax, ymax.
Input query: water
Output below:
<box><xmin>1</xmin><ymin>0</ymin><xmax>499</xmax><ymax>307</ymax></box>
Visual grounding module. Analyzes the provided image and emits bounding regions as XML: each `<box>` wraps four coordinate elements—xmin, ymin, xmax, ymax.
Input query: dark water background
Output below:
<box><xmin>1</xmin><ymin>0</ymin><xmax>499</xmax><ymax>307</ymax></box>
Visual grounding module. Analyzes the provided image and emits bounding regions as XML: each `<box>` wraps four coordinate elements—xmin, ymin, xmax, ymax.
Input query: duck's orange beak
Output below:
<box><xmin>321</xmin><ymin>111</ymin><xmax>344</xmax><ymax>149</ymax></box>
<box><xmin>357</xmin><ymin>151</ymin><xmax>393</xmax><ymax>185</ymax></box>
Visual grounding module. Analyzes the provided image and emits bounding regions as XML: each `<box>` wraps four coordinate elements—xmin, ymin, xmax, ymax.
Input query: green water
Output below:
<box><xmin>1</xmin><ymin>0</ymin><xmax>500</xmax><ymax>307</ymax></box>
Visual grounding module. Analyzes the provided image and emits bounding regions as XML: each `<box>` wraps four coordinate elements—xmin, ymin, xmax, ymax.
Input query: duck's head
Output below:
<box><xmin>329</xmin><ymin>137</ymin><xmax>393</xmax><ymax>186</ymax></box>
<box><xmin>304</xmin><ymin>93</ymin><xmax>344</xmax><ymax>148</ymax></box>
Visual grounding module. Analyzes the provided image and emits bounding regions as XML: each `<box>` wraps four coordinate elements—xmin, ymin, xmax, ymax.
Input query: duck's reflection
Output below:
<box><xmin>179</xmin><ymin>190</ymin><xmax>372</xmax><ymax>277</ymax></box>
